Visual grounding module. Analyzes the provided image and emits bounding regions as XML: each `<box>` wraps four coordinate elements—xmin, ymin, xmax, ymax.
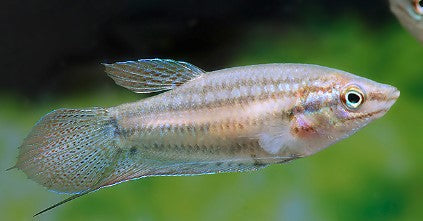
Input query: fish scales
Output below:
<box><xmin>11</xmin><ymin>59</ymin><xmax>399</xmax><ymax>216</ymax></box>
<box><xmin>110</xmin><ymin>65</ymin><xmax>333</xmax><ymax>167</ymax></box>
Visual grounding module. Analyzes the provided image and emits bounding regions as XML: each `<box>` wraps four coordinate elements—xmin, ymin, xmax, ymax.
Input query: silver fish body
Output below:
<box><xmin>12</xmin><ymin>59</ymin><xmax>399</xmax><ymax>215</ymax></box>
<box><xmin>108</xmin><ymin>63</ymin><xmax>398</xmax><ymax>183</ymax></box>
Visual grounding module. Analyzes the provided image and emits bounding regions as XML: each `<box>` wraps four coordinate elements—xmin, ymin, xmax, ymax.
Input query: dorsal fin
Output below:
<box><xmin>103</xmin><ymin>59</ymin><xmax>205</xmax><ymax>93</ymax></box>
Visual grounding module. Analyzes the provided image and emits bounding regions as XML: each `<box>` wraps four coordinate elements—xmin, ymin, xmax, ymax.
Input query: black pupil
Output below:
<box><xmin>347</xmin><ymin>93</ymin><xmax>361</xmax><ymax>104</ymax></box>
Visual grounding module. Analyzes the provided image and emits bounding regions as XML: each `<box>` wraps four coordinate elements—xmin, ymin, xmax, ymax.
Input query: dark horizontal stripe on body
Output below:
<box><xmin>121</xmin><ymin>78</ymin><xmax>335</xmax><ymax>118</ymax></box>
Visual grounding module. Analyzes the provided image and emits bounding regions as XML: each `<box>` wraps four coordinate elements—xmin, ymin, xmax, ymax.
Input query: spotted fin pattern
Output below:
<box><xmin>15</xmin><ymin>108</ymin><xmax>120</xmax><ymax>194</ymax></box>
<box><xmin>103</xmin><ymin>59</ymin><xmax>205</xmax><ymax>93</ymax></box>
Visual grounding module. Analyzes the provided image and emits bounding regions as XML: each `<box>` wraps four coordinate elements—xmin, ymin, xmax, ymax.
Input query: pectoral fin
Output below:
<box><xmin>103</xmin><ymin>59</ymin><xmax>205</xmax><ymax>93</ymax></box>
<box><xmin>257</xmin><ymin>117</ymin><xmax>307</xmax><ymax>158</ymax></box>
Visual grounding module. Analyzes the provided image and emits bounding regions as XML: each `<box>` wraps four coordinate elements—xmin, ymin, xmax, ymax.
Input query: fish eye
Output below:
<box><xmin>341</xmin><ymin>86</ymin><xmax>365</xmax><ymax>111</ymax></box>
<box><xmin>413</xmin><ymin>0</ymin><xmax>423</xmax><ymax>15</ymax></box>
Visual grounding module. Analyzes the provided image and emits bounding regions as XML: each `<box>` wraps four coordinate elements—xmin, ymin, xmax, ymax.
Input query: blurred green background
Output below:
<box><xmin>1</xmin><ymin>0</ymin><xmax>422</xmax><ymax>220</ymax></box>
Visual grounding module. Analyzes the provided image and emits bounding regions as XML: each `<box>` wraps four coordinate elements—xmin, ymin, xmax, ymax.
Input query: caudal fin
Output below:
<box><xmin>15</xmin><ymin>108</ymin><xmax>120</xmax><ymax>194</ymax></box>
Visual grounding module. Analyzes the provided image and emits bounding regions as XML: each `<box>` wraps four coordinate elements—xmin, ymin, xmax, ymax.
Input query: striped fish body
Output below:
<box><xmin>108</xmin><ymin>64</ymin><xmax>324</xmax><ymax>181</ymax></box>
<box><xmin>106</xmin><ymin>63</ymin><xmax>399</xmax><ymax>187</ymax></box>
<box><xmin>13</xmin><ymin>60</ymin><xmax>399</xmax><ymax>216</ymax></box>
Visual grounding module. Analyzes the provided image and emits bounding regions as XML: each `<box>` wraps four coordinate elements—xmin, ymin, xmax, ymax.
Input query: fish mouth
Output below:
<box><xmin>386</xmin><ymin>86</ymin><xmax>400</xmax><ymax>109</ymax></box>
<box><xmin>373</xmin><ymin>86</ymin><xmax>400</xmax><ymax>118</ymax></box>
<box><xmin>390</xmin><ymin>86</ymin><xmax>400</xmax><ymax>100</ymax></box>
<box><xmin>359</xmin><ymin>84</ymin><xmax>399</xmax><ymax>120</ymax></box>
<box><xmin>386</xmin><ymin>85</ymin><xmax>400</xmax><ymax>103</ymax></box>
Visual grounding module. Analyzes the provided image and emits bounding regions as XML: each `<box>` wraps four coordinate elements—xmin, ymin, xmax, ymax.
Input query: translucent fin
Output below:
<box><xmin>103</xmin><ymin>59</ymin><xmax>205</xmax><ymax>93</ymax></box>
<box><xmin>32</xmin><ymin>156</ymin><xmax>272</xmax><ymax>217</ymax></box>
<box><xmin>96</xmin><ymin>149</ymin><xmax>303</xmax><ymax>189</ymax></box>
<box><xmin>94</xmin><ymin>156</ymin><xmax>273</xmax><ymax>189</ymax></box>
<box><xmin>15</xmin><ymin>108</ymin><xmax>121</xmax><ymax>194</ymax></box>
<box><xmin>258</xmin><ymin>118</ymin><xmax>295</xmax><ymax>155</ymax></box>
<box><xmin>258</xmin><ymin>114</ymin><xmax>314</xmax><ymax>157</ymax></box>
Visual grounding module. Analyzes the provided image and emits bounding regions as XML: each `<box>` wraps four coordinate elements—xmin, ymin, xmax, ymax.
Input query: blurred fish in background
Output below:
<box><xmin>390</xmin><ymin>0</ymin><xmax>423</xmax><ymax>43</ymax></box>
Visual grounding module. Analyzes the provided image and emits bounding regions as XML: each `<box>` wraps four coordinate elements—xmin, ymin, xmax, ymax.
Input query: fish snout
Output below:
<box><xmin>389</xmin><ymin>86</ymin><xmax>400</xmax><ymax>100</ymax></box>
<box><xmin>386</xmin><ymin>85</ymin><xmax>400</xmax><ymax>108</ymax></box>
<box><xmin>373</xmin><ymin>85</ymin><xmax>400</xmax><ymax>118</ymax></box>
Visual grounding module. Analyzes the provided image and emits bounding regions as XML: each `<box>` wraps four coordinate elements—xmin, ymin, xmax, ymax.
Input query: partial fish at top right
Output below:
<box><xmin>390</xmin><ymin>0</ymin><xmax>423</xmax><ymax>43</ymax></box>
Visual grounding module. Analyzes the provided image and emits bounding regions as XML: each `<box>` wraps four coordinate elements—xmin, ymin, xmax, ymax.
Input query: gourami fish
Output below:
<box><xmin>390</xmin><ymin>0</ymin><xmax>423</xmax><ymax>43</ymax></box>
<box><xmin>11</xmin><ymin>59</ymin><xmax>399</xmax><ymax>216</ymax></box>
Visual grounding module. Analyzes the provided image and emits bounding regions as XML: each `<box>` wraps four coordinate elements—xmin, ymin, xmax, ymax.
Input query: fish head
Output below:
<box><xmin>390</xmin><ymin>0</ymin><xmax>423</xmax><ymax>43</ymax></box>
<box><xmin>330</xmin><ymin>73</ymin><xmax>400</xmax><ymax>134</ymax></box>
<box><xmin>291</xmin><ymin>69</ymin><xmax>400</xmax><ymax>156</ymax></box>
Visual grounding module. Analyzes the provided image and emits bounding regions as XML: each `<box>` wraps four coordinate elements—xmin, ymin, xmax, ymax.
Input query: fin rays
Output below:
<box><xmin>15</xmin><ymin>108</ymin><xmax>120</xmax><ymax>194</ymax></box>
<box><xmin>103</xmin><ymin>59</ymin><xmax>205</xmax><ymax>93</ymax></box>
<box><xmin>33</xmin><ymin>192</ymin><xmax>90</xmax><ymax>217</ymax></box>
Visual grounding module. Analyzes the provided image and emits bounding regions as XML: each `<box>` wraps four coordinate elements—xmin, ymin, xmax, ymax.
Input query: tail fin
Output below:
<box><xmin>15</xmin><ymin>108</ymin><xmax>120</xmax><ymax>194</ymax></box>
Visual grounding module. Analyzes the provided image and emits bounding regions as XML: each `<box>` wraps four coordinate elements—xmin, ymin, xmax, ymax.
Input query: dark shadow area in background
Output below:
<box><xmin>0</xmin><ymin>0</ymin><xmax>392</xmax><ymax>98</ymax></box>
